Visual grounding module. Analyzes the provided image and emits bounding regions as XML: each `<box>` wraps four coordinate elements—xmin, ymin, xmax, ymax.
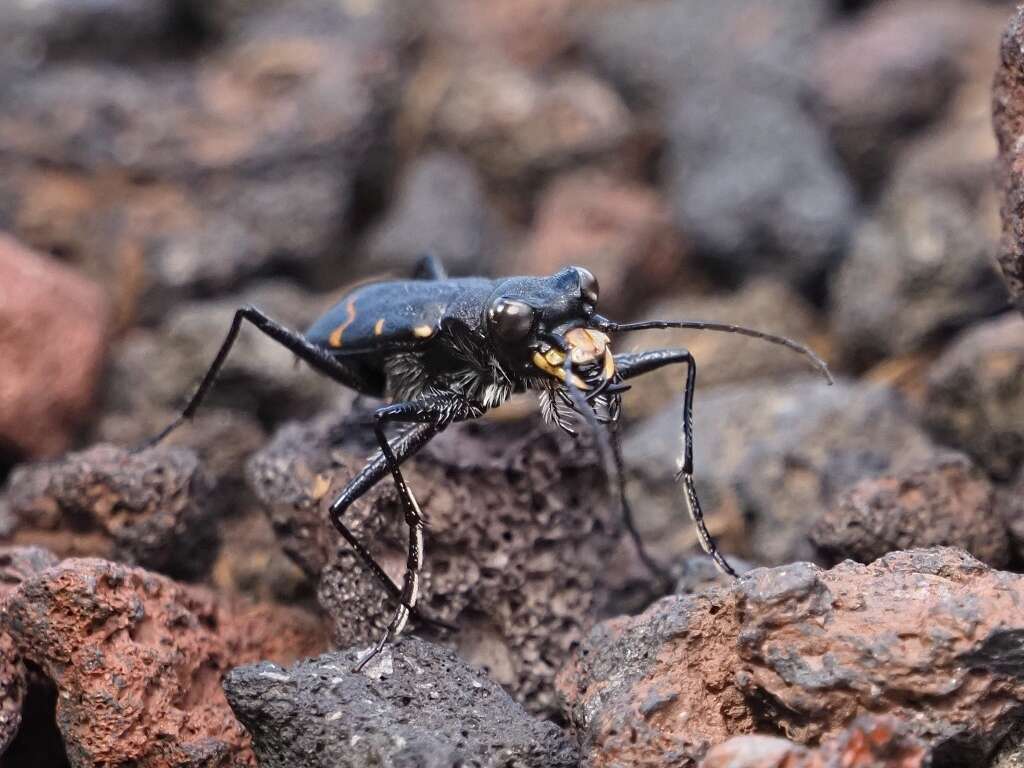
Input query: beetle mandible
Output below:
<box><xmin>143</xmin><ymin>254</ymin><xmax>832</xmax><ymax>670</ymax></box>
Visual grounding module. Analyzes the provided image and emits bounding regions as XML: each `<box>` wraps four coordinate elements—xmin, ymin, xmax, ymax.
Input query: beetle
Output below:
<box><xmin>144</xmin><ymin>254</ymin><xmax>831</xmax><ymax>670</ymax></box>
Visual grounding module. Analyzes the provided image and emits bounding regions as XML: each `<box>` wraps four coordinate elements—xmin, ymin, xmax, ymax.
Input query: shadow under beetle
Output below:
<box><xmin>144</xmin><ymin>255</ymin><xmax>832</xmax><ymax>671</ymax></box>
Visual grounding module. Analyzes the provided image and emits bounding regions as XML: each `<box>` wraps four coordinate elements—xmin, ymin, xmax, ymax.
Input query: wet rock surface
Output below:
<box><xmin>701</xmin><ymin>716</ymin><xmax>929</xmax><ymax>768</ymax></box>
<box><xmin>0</xmin><ymin>235</ymin><xmax>109</xmax><ymax>459</ymax></box>
<box><xmin>560</xmin><ymin>548</ymin><xmax>1024</xmax><ymax>767</ymax></box>
<box><xmin>624</xmin><ymin>378</ymin><xmax>938</xmax><ymax>567</ymax></box>
<box><xmin>248</xmin><ymin>409</ymin><xmax>618</xmax><ymax>713</ymax></box>
<box><xmin>2</xmin><ymin>445</ymin><xmax>218</xmax><ymax>579</ymax></box>
<box><xmin>923</xmin><ymin>313</ymin><xmax>1024</xmax><ymax>480</ymax></box>
<box><xmin>811</xmin><ymin>452</ymin><xmax>1011</xmax><ymax>568</ymax></box>
<box><xmin>224</xmin><ymin>637</ymin><xmax>580</xmax><ymax>768</ymax></box>
<box><xmin>2</xmin><ymin>557</ymin><xmax>327</xmax><ymax>768</ymax></box>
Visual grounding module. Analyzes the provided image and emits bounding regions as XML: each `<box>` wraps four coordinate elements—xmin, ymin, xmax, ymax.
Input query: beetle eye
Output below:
<box><xmin>488</xmin><ymin>298</ymin><xmax>535</xmax><ymax>341</ymax></box>
<box><xmin>575</xmin><ymin>267</ymin><xmax>599</xmax><ymax>307</ymax></box>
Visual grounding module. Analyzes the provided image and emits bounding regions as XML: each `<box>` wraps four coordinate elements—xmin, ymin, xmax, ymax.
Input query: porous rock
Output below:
<box><xmin>581</xmin><ymin>0</ymin><xmax>854</xmax><ymax>290</ymax></box>
<box><xmin>923</xmin><ymin>313</ymin><xmax>1024</xmax><ymax>480</ymax></box>
<box><xmin>3</xmin><ymin>444</ymin><xmax>217</xmax><ymax>580</ymax></box>
<box><xmin>811</xmin><ymin>452</ymin><xmax>1011</xmax><ymax>568</ymax></box>
<box><xmin>247</xmin><ymin>409</ymin><xmax>618</xmax><ymax>713</ymax></box>
<box><xmin>559</xmin><ymin>548</ymin><xmax>1024</xmax><ymax>767</ymax></box>
<box><xmin>0</xmin><ymin>235</ymin><xmax>109</xmax><ymax>458</ymax></box>
<box><xmin>831</xmin><ymin>110</ymin><xmax>1007</xmax><ymax>369</ymax></box>
<box><xmin>0</xmin><ymin>546</ymin><xmax>59</xmax><ymax>756</ymax></box>
<box><xmin>362</xmin><ymin>150</ymin><xmax>505</xmax><ymax>278</ymax></box>
<box><xmin>994</xmin><ymin>6</ymin><xmax>1024</xmax><ymax>313</ymax></box>
<box><xmin>2</xmin><ymin>558</ymin><xmax>327</xmax><ymax>768</ymax></box>
<box><xmin>618</xmin><ymin>278</ymin><xmax>824</xmax><ymax>420</ymax></box>
<box><xmin>224</xmin><ymin>638</ymin><xmax>580</xmax><ymax>768</ymax></box>
<box><xmin>513</xmin><ymin>169</ymin><xmax>685</xmax><ymax>321</ymax></box>
<box><xmin>0</xmin><ymin>0</ymin><xmax>404</xmax><ymax>323</ymax></box>
<box><xmin>623</xmin><ymin>378</ymin><xmax>938</xmax><ymax>567</ymax></box>
<box><xmin>700</xmin><ymin>716</ymin><xmax>929</xmax><ymax>768</ymax></box>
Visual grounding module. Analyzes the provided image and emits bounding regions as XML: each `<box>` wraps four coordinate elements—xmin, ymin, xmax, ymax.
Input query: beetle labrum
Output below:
<box><xmin>144</xmin><ymin>255</ymin><xmax>832</xmax><ymax>670</ymax></box>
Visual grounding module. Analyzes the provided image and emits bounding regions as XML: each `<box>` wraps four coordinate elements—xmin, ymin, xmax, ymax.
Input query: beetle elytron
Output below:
<box><xmin>144</xmin><ymin>255</ymin><xmax>831</xmax><ymax>670</ymax></box>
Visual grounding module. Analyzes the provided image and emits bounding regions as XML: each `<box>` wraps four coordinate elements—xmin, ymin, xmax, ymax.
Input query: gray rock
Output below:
<box><xmin>363</xmin><ymin>151</ymin><xmax>504</xmax><ymax>277</ymax></box>
<box><xmin>924</xmin><ymin>313</ymin><xmax>1024</xmax><ymax>480</ymax></box>
<box><xmin>223</xmin><ymin>638</ymin><xmax>580</xmax><ymax>768</ymax></box>
<box><xmin>623</xmin><ymin>378</ymin><xmax>939</xmax><ymax>566</ymax></box>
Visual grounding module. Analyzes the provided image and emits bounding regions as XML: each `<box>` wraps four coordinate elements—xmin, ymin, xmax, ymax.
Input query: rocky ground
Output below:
<box><xmin>1</xmin><ymin>0</ymin><xmax>1024</xmax><ymax>766</ymax></box>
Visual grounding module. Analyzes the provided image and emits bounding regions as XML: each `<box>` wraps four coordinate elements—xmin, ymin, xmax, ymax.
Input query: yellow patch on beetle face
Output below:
<box><xmin>532</xmin><ymin>351</ymin><xmax>590</xmax><ymax>390</ymax></box>
<box><xmin>328</xmin><ymin>300</ymin><xmax>357</xmax><ymax>348</ymax></box>
<box><xmin>374</xmin><ymin>318</ymin><xmax>385</xmax><ymax>336</ymax></box>
<box><xmin>413</xmin><ymin>325</ymin><xmax>434</xmax><ymax>338</ymax></box>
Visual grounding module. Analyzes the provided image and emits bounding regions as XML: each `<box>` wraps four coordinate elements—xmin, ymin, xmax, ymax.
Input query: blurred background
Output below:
<box><xmin>1</xmin><ymin>0</ymin><xmax>1022</xmax><ymax>588</ymax></box>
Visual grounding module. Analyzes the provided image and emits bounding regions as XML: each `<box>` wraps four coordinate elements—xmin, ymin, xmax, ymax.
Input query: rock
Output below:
<box><xmin>0</xmin><ymin>546</ymin><xmax>59</xmax><ymax>756</ymax></box>
<box><xmin>923</xmin><ymin>313</ymin><xmax>1024</xmax><ymax>480</ymax></box>
<box><xmin>3</xmin><ymin>445</ymin><xmax>218</xmax><ymax>580</ymax></box>
<box><xmin>700</xmin><ymin>717</ymin><xmax>929</xmax><ymax>768</ymax></box>
<box><xmin>994</xmin><ymin>6</ymin><xmax>1024</xmax><ymax>314</ymax></box>
<box><xmin>224</xmin><ymin>638</ymin><xmax>580</xmax><ymax>768</ymax></box>
<box><xmin>559</xmin><ymin>548</ymin><xmax>1024</xmax><ymax>767</ymax></box>
<box><xmin>581</xmin><ymin>0</ymin><xmax>854</xmax><ymax>290</ymax></box>
<box><xmin>0</xmin><ymin>235</ymin><xmax>109</xmax><ymax>459</ymax></box>
<box><xmin>1001</xmin><ymin>473</ymin><xmax>1024</xmax><ymax>564</ymax></box>
<box><xmin>993</xmin><ymin>721</ymin><xmax>1024</xmax><ymax>768</ymax></box>
<box><xmin>0</xmin><ymin>0</ymin><xmax>404</xmax><ymax>324</ymax></box>
<box><xmin>362</xmin><ymin>151</ymin><xmax>505</xmax><ymax>277</ymax></box>
<box><xmin>98</xmin><ymin>281</ymin><xmax>348</xmax><ymax>452</ymax></box>
<box><xmin>513</xmin><ymin>169</ymin><xmax>686</xmax><ymax>320</ymax></box>
<box><xmin>623</xmin><ymin>378</ymin><xmax>938</xmax><ymax>567</ymax></box>
<box><xmin>428</xmin><ymin>57</ymin><xmax>633</xmax><ymax>190</ymax></box>
<box><xmin>247</xmin><ymin>409</ymin><xmax>618</xmax><ymax>713</ymax></box>
<box><xmin>813</xmin><ymin>0</ymin><xmax>993</xmax><ymax>196</ymax></box>
<box><xmin>2</xmin><ymin>558</ymin><xmax>327</xmax><ymax>768</ymax></box>
<box><xmin>831</xmin><ymin>114</ymin><xmax>1007</xmax><ymax>369</ymax></box>
<box><xmin>618</xmin><ymin>279</ymin><xmax>825</xmax><ymax>420</ymax></box>
<box><xmin>810</xmin><ymin>452</ymin><xmax>1011</xmax><ymax>568</ymax></box>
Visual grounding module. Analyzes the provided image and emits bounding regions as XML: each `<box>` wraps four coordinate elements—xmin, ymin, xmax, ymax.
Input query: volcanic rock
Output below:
<box><xmin>811</xmin><ymin>452</ymin><xmax>1011</xmax><ymax>568</ymax></box>
<box><xmin>923</xmin><ymin>313</ymin><xmax>1024</xmax><ymax>480</ymax></box>
<box><xmin>0</xmin><ymin>235</ymin><xmax>109</xmax><ymax>459</ymax></box>
<box><xmin>224</xmin><ymin>638</ymin><xmax>579</xmax><ymax>768</ymax></box>
<box><xmin>2</xmin><ymin>558</ymin><xmax>327</xmax><ymax>768</ymax></box>
<box><xmin>248</xmin><ymin>409</ymin><xmax>617</xmax><ymax>713</ymax></box>
<box><xmin>559</xmin><ymin>548</ymin><xmax>1024</xmax><ymax>767</ymax></box>
<box><xmin>3</xmin><ymin>445</ymin><xmax>217</xmax><ymax>580</ymax></box>
<box><xmin>993</xmin><ymin>6</ymin><xmax>1024</xmax><ymax>314</ymax></box>
<box><xmin>623</xmin><ymin>378</ymin><xmax>937</xmax><ymax>567</ymax></box>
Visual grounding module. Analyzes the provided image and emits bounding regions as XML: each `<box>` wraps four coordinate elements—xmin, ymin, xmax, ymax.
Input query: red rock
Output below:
<box><xmin>513</xmin><ymin>169</ymin><xmax>685</xmax><ymax>320</ymax></box>
<box><xmin>559</xmin><ymin>549</ymin><xmax>1024</xmax><ymax>767</ymax></box>
<box><xmin>701</xmin><ymin>716</ymin><xmax>928</xmax><ymax>768</ymax></box>
<box><xmin>811</xmin><ymin>453</ymin><xmax>1011</xmax><ymax>568</ymax></box>
<box><xmin>0</xmin><ymin>235</ymin><xmax>109</xmax><ymax>458</ymax></box>
<box><xmin>994</xmin><ymin>7</ymin><xmax>1024</xmax><ymax>314</ymax></box>
<box><xmin>2</xmin><ymin>558</ymin><xmax>327</xmax><ymax>768</ymax></box>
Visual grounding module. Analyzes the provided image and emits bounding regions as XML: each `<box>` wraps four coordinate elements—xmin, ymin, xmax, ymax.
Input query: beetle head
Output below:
<box><xmin>483</xmin><ymin>266</ymin><xmax>615</xmax><ymax>391</ymax></box>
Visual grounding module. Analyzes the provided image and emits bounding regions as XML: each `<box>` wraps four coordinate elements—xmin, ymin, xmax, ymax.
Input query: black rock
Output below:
<box><xmin>223</xmin><ymin>638</ymin><xmax>580</xmax><ymax>768</ymax></box>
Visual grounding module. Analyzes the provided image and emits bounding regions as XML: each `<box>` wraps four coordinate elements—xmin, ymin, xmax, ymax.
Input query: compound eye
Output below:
<box><xmin>575</xmin><ymin>267</ymin><xmax>599</xmax><ymax>308</ymax></box>
<box><xmin>488</xmin><ymin>298</ymin><xmax>535</xmax><ymax>342</ymax></box>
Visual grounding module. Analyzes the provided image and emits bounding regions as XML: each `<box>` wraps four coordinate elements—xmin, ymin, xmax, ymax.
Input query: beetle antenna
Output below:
<box><xmin>597</xmin><ymin>318</ymin><xmax>833</xmax><ymax>385</ymax></box>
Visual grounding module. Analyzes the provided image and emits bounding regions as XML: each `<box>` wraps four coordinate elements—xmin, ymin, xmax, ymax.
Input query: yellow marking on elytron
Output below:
<box><xmin>413</xmin><ymin>325</ymin><xmax>434</xmax><ymax>338</ymax></box>
<box><xmin>328</xmin><ymin>300</ymin><xmax>357</xmax><ymax>348</ymax></box>
<box><xmin>374</xmin><ymin>318</ymin><xmax>385</xmax><ymax>336</ymax></box>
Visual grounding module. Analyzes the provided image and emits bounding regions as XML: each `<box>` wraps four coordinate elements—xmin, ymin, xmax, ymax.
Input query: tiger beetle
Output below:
<box><xmin>143</xmin><ymin>254</ymin><xmax>832</xmax><ymax>671</ymax></box>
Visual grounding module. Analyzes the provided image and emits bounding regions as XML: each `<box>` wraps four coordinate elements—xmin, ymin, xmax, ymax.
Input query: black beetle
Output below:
<box><xmin>144</xmin><ymin>254</ymin><xmax>831</xmax><ymax>670</ymax></box>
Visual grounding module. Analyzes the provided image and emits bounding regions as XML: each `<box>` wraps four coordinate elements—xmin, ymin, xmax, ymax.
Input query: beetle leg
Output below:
<box><xmin>137</xmin><ymin>305</ymin><xmax>372</xmax><ymax>451</ymax></box>
<box><xmin>615</xmin><ymin>349</ymin><xmax>739</xmax><ymax>579</ymax></box>
<box><xmin>328</xmin><ymin>422</ymin><xmax>457</xmax><ymax>637</ymax></box>
<box><xmin>353</xmin><ymin>394</ymin><xmax>477</xmax><ymax>672</ymax></box>
<box><xmin>412</xmin><ymin>252</ymin><xmax>448</xmax><ymax>281</ymax></box>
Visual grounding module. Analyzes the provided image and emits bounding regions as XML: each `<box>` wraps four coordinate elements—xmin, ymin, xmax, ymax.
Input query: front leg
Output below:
<box><xmin>616</xmin><ymin>349</ymin><xmax>738</xmax><ymax>578</ymax></box>
<box><xmin>354</xmin><ymin>393</ymin><xmax>480</xmax><ymax>671</ymax></box>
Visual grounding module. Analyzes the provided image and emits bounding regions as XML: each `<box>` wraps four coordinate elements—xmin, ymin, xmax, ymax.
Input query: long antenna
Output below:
<box><xmin>599</xmin><ymin>318</ymin><xmax>834</xmax><ymax>385</ymax></box>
